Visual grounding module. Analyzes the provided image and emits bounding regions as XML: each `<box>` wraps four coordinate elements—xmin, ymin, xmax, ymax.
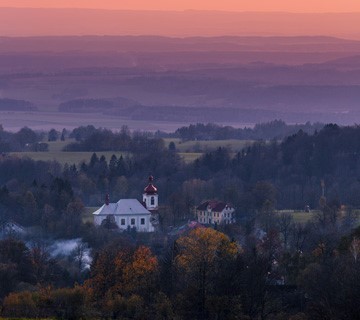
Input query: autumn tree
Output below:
<box><xmin>84</xmin><ymin>244</ymin><xmax>158</xmax><ymax>317</ymax></box>
<box><xmin>122</xmin><ymin>246</ymin><xmax>159</xmax><ymax>298</ymax></box>
<box><xmin>0</xmin><ymin>239</ymin><xmax>33</xmax><ymax>298</ymax></box>
<box><xmin>175</xmin><ymin>228</ymin><xmax>240</xmax><ymax>319</ymax></box>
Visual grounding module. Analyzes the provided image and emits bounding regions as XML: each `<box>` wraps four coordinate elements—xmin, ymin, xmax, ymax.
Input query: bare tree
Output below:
<box><xmin>277</xmin><ymin>213</ymin><xmax>293</xmax><ymax>250</ymax></box>
<box><xmin>72</xmin><ymin>242</ymin><xmax>88</xmax><ymax>272</ymax></box>
<box><xmin>349</xmin><ymin>237</ymin><xmax>360</xmax><ymax>262</ymax></box>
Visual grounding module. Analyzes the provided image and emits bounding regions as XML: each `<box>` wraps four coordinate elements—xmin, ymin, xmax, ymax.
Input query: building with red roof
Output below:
<box><xmin>92</xmin><ymin>176</ymin><xmax>159</xmax><ymax>232</ymax></box>
<box><xmin>196</xmin><ymin>200</ymin><xmax>235</xmax><ymax>225</ymax></box>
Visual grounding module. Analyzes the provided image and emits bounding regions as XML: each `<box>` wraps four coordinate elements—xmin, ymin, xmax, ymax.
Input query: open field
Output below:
<box><xmin>164</xmin><ymin>138</ymin><xmax>254</xmax><ymax>153</ymax></box>
<box><xmin>8</xmin><ymin>137</ymin><xmax>255</xmax><ymax>166</ymax></box>
<box><xmin>10</xmin><ymin>151</ymin><xmax>128</xmax><ymax>166</ymax></box>
<box><xmin>275</xmin><ymin>210</ymin><xmax>319</xmax><ymax>224</ymax></box>
<box><xmin>178</xmin><ymin>152</ymin><xmax>203</xmax><ymax>163</ymax></box>
<box><xmin>47</xmin><ymin>139</ymin><xmax>73</xmax><ymax>152</ymax></box>
<box><xmin>9</xmin><ymin>138</ymin><xmax>129</xmax><ymax>165</ymax></box>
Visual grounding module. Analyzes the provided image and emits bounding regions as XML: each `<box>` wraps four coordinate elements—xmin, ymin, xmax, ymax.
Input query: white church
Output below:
<box><xmin>93</xmin><ymin>176</ymin><xmax>158</xmax><ymax>232</ymax></box>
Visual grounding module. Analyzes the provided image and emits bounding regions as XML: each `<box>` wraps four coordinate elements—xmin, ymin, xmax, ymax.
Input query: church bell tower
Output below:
<box><xmin>143</xmin><ymin>175</ymin><xmax>158</xmax><ymax>212</ymax></box>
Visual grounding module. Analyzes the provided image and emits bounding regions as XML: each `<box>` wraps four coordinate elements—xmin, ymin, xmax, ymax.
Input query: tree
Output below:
<box><xmin>0</xmin><ymin>239</ymin><xmax>33</xmax><ymax>298</ymax></box>
<box><xmin>61</xmin><ymin>128</ymin><xmax>67</xmax><ymax>141</ymax></box>
<box><xmin>84</xmin><ymin>244</ymin><xmax>157</xmax><ymax>304</ymax></box>
<box><xmin>175</xmin><ymin>228</ymin><xmax>240</xmax><ymax>318</ymax></box>
<box><xmin>277</xmin><ymin>213</ymin><xmax>293</xmax><ymax>249</ymax></box>
<box><xmin>72</xmin><ymin>242</ymin><xmax>89</xmax><ymax>273</ymax></box>
<box><xmin>48</xmin><ymin>128</ymin><xmax>59</xmax><ymax>142</ymax></box>
<box><xmin>14</xmin><ymin>127</ymin><xmax>38</xmax><ymax>148</ymax></box>
<box><xmin>122</xmin><ymin>246</ymin><xmax>159</xmax><ymax>298</ymax></box>
<box><xmin>168</xmin><ymin>141</ymin><xmax>176</xmax><ymax>152</ymax></box>
<box><xmin>2</xmin><ymin>291</ymin><xmax>38</xmax><ymax>318</ymax></box>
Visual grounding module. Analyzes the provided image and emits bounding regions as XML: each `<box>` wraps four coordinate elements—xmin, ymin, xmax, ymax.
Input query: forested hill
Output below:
<box><xmin>193</xmin><ymin>123</ymin><xmax>360</xmax><ymax>210</ymax></box>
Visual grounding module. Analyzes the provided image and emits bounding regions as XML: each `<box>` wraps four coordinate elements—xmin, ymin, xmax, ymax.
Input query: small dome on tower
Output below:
<box><xmin>144</xmin><ymin>175</ymin><xmax>158</xmax><ymax>194</ymax></box>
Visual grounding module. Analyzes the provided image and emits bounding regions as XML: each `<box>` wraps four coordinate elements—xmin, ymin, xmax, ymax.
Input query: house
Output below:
<box><xmin>92</xmin><ymin>176</ymin><xmax>158</xmax><ymax>232</ymax></box>
<box><xmin>196</xmin><ymin>200</ymin><xmax>235</xmax><ymax>225</ymax></box>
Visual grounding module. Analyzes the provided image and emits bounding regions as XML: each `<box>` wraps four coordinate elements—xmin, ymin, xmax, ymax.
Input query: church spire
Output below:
<box><xmin>143</xmin><ymin>175</ymin><xmax>158</xmax><ymax>211</ymax></box>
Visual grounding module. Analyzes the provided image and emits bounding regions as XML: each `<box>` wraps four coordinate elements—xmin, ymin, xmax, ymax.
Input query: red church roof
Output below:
<box><xmin>144</xmin><ymin>175</ymin><xmax>158</xmax><ymax>194</ymax></box>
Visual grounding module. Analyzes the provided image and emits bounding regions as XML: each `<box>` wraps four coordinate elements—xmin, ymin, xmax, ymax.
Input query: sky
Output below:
<box><xmin>1</xmin><ymin>1</ymin><xmax>360</xmax><ymax>38</ymax></box>
<box><xmin>1</xmin><ymin>0</ymin><xmax>360</xmax><ymax>12</ymax></box>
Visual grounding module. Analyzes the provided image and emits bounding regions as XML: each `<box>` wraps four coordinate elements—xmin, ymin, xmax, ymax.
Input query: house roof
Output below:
<box><xmin>196</xmin><ymin>200</ymin><xmax>231</xmax><ymax>212</ymax></box>
<box><xmin>93</xmin><ymin>199</ymin><xmax>151</xmax><ymax>216</ymax></box>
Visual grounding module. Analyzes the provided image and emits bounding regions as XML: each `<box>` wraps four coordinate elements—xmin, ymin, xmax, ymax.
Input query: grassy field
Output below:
<box><xmin>9</xmin><ymin>138</ymin><xmax>255</xmax><ymax>166</ymax></box>
<box><xmin>47</xmin><ymin>139</ymin><xmax>73</xmax><ymax>152</ymax></box>
<box><xmin>275</xmin><ymin>210</ymin><xmax>319</xmax><ymax>224</ymax></box>
<box><xmin>10</xmin><ymin>151</ymin><xmax>129</xmax><ymax>166</ymax></box>
<box><xmin>178</xmin><ymin>152</ymin><xmax>203</xmax><ymax>163</ymax></box>
<box><xmin>9</xmin><ymin>138</ymin><xmax>129</xmax><ymax>165</ymax></box>
<box><xmin>164</xmin><ymin>138</ymin><xmax>254</xmax><ymax>153</ymax></box>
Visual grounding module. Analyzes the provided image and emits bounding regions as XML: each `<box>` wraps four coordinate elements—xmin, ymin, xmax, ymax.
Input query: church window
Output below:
<box><xmin>131</xmin><ymin>218</ymin><xmax>135</xmax><ymax>225</ymax></box>
<box><xmin>121</xmin><ymin>219</ymin><xmax>125</xmax><ymax>225</ymax></box>
<box><xmin>141</xmin><ymin>218</ymin><xmax>145</xmax><ymax>225</ymax></box>
<box><xmin>151</xmin><ymin>196</ymin><xmax>155</xmax><ymax>205</ymax></box>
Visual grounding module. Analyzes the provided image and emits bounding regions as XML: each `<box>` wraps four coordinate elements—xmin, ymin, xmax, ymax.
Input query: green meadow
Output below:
<box><xmin>164</xmin><ymin>138</ymin><xmax>254</xmax><ymax>153</ymax></box>
<box><xmin>10</xmin><ymin>151</ymin><xmax>128</xmax><ymax>166</ymax></box>
<box><xmin>275</xmin><ymin>210</ymin><xmax>319</xmax><ymax>224</ymax></box>
<box><xmin>9</xmin><ymin>138</ymin><xmax>255</xmax><ymax>166</ymax></box>
<box><xmin>10</xmin><ymin>139</ymin><xmax>129</xmax><ymax>166</ymax></box>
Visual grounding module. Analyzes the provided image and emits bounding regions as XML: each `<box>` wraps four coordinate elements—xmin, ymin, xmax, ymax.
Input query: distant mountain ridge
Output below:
<box><xmin>1</xmin><ymin>35</ymin><xmax>360</xmax><ymax>53</ymax></box>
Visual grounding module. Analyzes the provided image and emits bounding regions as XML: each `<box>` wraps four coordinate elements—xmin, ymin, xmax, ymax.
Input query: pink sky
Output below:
<box><xmin>1</xmin><ymin>1</ymin><xmax>360</xmax><ymax>38</ymax></box>
<box><xmin>1</xmin><ymin>0</ymin><xmax>360</xmax><ymax>12</ymax></box>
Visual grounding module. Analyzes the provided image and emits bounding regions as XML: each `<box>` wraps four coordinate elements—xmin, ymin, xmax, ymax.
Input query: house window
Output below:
<box><xmin>121</xmin><ymin>219</ymin><xmax>125</xmax><ymax>225</ymax></box>
<box><xmin>141</xmin><ymin>218</ymin><xmax>145</xmax><ymax>225</ymax></box>
<box><xmin>131</xmin><ymin>218</ymin><xmax>135</xmax><ymax>225</ymax></box>
<box><xmin>151</xmin><ymin>196</ymin><xmax>155</xmax><ymax>205</ymax></box>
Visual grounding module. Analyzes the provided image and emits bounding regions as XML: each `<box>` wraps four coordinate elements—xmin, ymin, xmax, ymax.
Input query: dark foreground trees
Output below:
<box><xmin>2</xmin><ymin>226</ymin><xmax>360</xmax><ymax>319</ymax></box>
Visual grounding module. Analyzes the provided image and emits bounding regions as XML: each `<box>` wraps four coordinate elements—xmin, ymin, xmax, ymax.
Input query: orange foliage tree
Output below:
<box><xmin>175</xmin><ymin>228</ymin><xmax>241</xmax><ymax>318</ymax></box>
<box><xmin>84</xmin><ymin>245</ymin><xmax>159</xmax><ymax>317</ymax></box>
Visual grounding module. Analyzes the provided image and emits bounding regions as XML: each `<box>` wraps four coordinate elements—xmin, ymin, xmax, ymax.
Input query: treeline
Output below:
<box><xmin>0</xmin><ymin>126</ymin><xmax>47</xmax><ymax>152</ymax></box>
<box><xmin>164</xmin><ymin>120</ymin><xmax>324</xmax><ymax>141</ymax></box>
<box><xmin>0</xmin><ymin>98</ymin><xmax>37</xmax><ymax>111</ymax></box>
<box><xmin>191</xmin><ymin>123</ymin><xmax>360</xmax><ymax>210</ymax></box>
<box><xmin>65</xmin><ymin>125</ymin><xmax>164</xmax><ymax>153</ymax></box>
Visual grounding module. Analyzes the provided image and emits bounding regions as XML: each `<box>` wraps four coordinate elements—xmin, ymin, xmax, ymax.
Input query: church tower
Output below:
<box><xmin>143</xmin><ymin>175</ymin><xmax>158</xmax><ymax>212</ymax></box>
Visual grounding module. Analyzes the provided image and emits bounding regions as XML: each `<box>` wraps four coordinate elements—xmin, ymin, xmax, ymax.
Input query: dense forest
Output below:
<box><xmin>1</xmin><ymin>122</ymin><xmax>360</xmax><ymax>319</ymax></box>
<box><xmin>168</xmin><ymin>120</ymin><xmax>324</xmax><ymax>141</ymax></box>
